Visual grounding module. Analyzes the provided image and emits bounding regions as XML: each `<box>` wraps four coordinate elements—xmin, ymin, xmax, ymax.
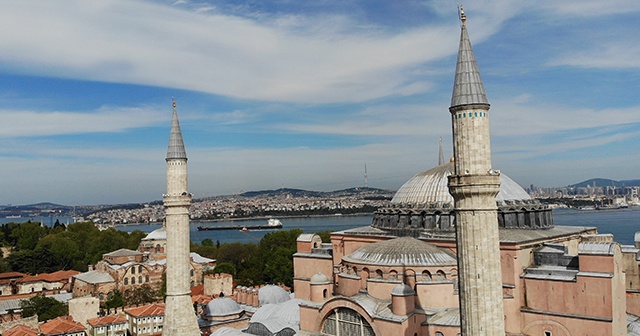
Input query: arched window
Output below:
<box><xmin>138</xmin><ymin>265</ymin><xmax>143</xmax><ymax>273</ymax></box>
<box><xmin>435</xmin><ymin>332</ymin><xmax>444</xmax><ymax>336</ymax></box>
<box><xmin>131</xmin><ymin>277</ymin><xmax>136</xmax><ymax>285</ymax></box>
<box><xmin>375</xmin><ymin>270</ymin><xmax>383</xmax><ymax>279</ymax></box>
<box><xmin>131</xmin><ymin>267</ymin><xmax>135</xmax><ymax>275</ymax></box>
<box><xmin>138</xmin><ymin>276</ymin><xmax>142</xmax><ymax>284</ymax></box>
<box><xmin>124</xmin><ymin>278</ymin><xmax>128</xmax><ymax>285</ymax></box>
<box><xmin>421</xmin><ymin>270</ymin><xmax>432</xmax><ymax>281</ymax></box>
<box><xmin>323</xmin><ymin>289</ymin><xmax>328</xmax><ymax>298</ymax></box>
<box><xmin>146</xmin><ymin>275</ymin><xmax>150</xmax><ymax>282</ymax></box>
<box><xmin>322</xmin><ymin>308</ymin><xmax>374</xmax><ymax>336</ymax></box>
<box><xmin>436</xmin><ymin>270</ymin><xmax>446</xmax><ymax>280</ymax></box>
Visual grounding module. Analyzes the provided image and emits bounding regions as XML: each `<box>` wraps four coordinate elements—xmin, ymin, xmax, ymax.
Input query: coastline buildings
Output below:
<box><xmin>292</xmin><ymin>10</ymin><xmax>640</xmax><ymax>336</ymax></box>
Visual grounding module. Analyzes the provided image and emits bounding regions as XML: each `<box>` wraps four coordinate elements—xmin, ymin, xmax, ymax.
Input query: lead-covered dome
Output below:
<box><xmin>205</xmin><ymin>297</ymin><xmax>243</xmax><ymax>318</ymax></box>
<box><xmin>342</xmin><ymin>237</ymin><xmax>456</xmax><ymax>267</ymax></box>
<box><xmin>391</xmin><ymin>162</ymin><xmax>530</xmax><ymax>205</ymax></box>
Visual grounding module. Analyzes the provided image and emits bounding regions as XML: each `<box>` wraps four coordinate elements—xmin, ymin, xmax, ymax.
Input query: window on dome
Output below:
<box><xmin>322</xmin><ymin>308</ymin><xmax>374</xmax><ymax>336</ymax></box>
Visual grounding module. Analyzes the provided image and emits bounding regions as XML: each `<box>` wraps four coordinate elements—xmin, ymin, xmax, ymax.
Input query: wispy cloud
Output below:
<box><xmin>0</xmin><ymin>106</ymin><xmax>166</xmax><ymax>138</ymax></box>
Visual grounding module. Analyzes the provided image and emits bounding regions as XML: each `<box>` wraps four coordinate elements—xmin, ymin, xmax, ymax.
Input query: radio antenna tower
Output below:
<box><xmin>364</xmin><ymin>164</ymin><xmax>368</xmax><ymax>188</ymax></box>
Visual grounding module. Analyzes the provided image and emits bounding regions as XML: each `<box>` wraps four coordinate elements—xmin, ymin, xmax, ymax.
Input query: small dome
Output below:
<box><xmin>391</xmin><ymin>162</ymin><xmax>530</xmax><ymax>205</ymax></box>
<box><xmin>310</xmin><ymin>273</ymin><xmax>330</xmax><ymax>285</ymax></box>
<box><xmin>392</xmin><ymin>284</ymin><xmax>415</xmax><ymax>296</ymax></box>
<box><xmin>258</xmin><ymin>285</ymin><xmax>290</xmax><ymax>306</ymax></box>
<box><xmin>206</xmin><ymin>297</ymin><xmax>243</xmax><ymax>317</ymax></box>
<box><xmin>142</xmin><ymin>227</ymin><xmax>166</xmax><ymax>241</ymax></box>
<box><xmin>343</xmin><ymin>237</ymin><xmax>456</xmax><ymax>267</ymax></box>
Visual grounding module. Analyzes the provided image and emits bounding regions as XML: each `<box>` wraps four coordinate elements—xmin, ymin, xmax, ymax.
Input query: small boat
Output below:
<box><xmin>198</xmin><ymin>218</ymin><xmax>283</xmax><ymax>231</ymax></box>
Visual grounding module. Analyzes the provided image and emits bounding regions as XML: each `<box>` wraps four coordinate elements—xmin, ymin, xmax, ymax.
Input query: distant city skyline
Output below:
<box><xmin>1</xmin><ymin>1</ymin><xmax>639</xmax><ymax>205</ymax></box>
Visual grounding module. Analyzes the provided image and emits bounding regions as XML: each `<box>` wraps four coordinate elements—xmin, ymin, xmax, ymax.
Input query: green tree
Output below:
<box><xmin>20</xmin><ymin>294</ymin><xmax>68</xmax><ymax>321</ymax></box>
<box><xmin>201</xmin><ymin>238</ymin><xmax>214</xmax><ymax>246</ymax></box>
<box><xmin>36</xmin><ymin>234</ymin><xmax>82</xmax><ymax>270</ymax></box>
<box><xmin>316</xmin><ymin>230</ymin><xmax>332</xmax><ymax>243</ymax></box>
<box><xmin>104</xmin><ymin>290</ymin><xmax>125</xmax><ymax>310</ymax></box>
<box><xmin>209</xmin><ymin>262</ymin><xmax>236</xmax><ymax>277</ymax></box>
<box><xmin>123</xmin><ymin>285</ymin><xmax>158</xmax><ymax>306</ymax></box>
<box><xmin>11</xmin><ymin>222</ymin><xmax>48</xmax><ymax>250</ymax></box>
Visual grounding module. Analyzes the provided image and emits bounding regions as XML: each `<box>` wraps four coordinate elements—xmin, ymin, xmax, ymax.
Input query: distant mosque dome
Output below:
<box><xmin>372</xmin><ymin>162</ymin><xmax>553</xmax><ymax>234</ymax></box>
<box><xmin>391</xmin><ymin>162</ymin><xmax>531</xmax><ymax>205</ymax></box>
<box><xmin>342</xmin><ymin>237</ymin><xmax>457</xmax><ymax>267</ymax></box>
<box><xmin>142</xmin><ymin>227</ymin><xmax>166</xmax><ymax>241</ymax></box>
<box><xmin>205</xmin><ymin>297</ymin><xmax>243</xmax><ymax>318</ymax></box>
<box><xmin>258</xmin><ymin>285</ymin><xmax>290</xmax><ymax>306</ymax></box>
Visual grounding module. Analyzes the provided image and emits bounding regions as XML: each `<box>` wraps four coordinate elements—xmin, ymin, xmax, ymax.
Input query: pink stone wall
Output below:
<box><xmin>415</xmin><ymin>282</ymin><xmax>457</xmax><ymax>310</ymax></box>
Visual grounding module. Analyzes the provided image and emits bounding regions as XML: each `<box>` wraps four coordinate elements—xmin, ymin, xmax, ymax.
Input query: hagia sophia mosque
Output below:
<box><xmin>66</xmin><ymin>8</ymin><xmax>640</xmax><ymax>336</ymax></box>
<box><xmin>203</xmin><ymin>9</ymin><xmax>640</xmax><ymax>336</ymax></box>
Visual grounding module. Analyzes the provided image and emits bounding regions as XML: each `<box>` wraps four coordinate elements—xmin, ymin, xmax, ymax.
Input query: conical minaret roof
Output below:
<box><xmin>450</xmin><ymin>10</ymin><xmax>489</xmax><ymax>110</ymax></box>
<box><xmin>166</xmin><ymin>98</ymin><xmax>187</xmax><ymax>160</ymax></box>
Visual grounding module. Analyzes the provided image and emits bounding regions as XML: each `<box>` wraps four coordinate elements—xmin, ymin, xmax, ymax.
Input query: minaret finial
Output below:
<box><xmin>458</xmin><ymin>4</ymin><xmax>466</xmax><ymax>26</ymax></box>
<box><xmin>172</xmin><ymin>97</ymin><xmax>177</xmax><ymax>112</ymax></box>
<box><xmin>438</xmin><ymin>137</ymin><xmax>445</xmax><ymax>165</ymax></box>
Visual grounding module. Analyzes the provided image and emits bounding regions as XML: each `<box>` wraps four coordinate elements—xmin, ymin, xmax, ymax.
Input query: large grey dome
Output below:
<box><xmin>342</xmin><ymin>237</ymin><xmax>457</xmax><ymax>267</ymax></box>
<box><xmin>205</xmin><ymin>297</ymin><xmax>243</xmax><ymax>317</ymax></box>
<box><xmin>142</xmin><ymin>227</ymin><xmax>166</xmax><ymax>241</ymax></box>
<box><xmin>258</xmin><ymin>285</ymin><xmax>290</xmax><ymax>306</ymax></box>
<box><xmin>392</xmin><ymin>162</ymin><xmax>530</xmax><ymax>205</ymax></box>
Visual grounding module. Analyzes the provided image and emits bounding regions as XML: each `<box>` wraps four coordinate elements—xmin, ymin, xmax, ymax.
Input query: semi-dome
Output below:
<box><xmin>342</xmin><ymin>237</ymin><xmax>456</xmax><ymax>267</ymax></box>
<box><xmin>205</xmin><ymin>297</ymin><xmax>243</xmax><ymax>317</ymax></box>
<box><xmin>392</xmin><ymin>162</ymin><xmax>530</xmax><ymax>205</ymax></box>
<box><xmin>258</xmin><ymin>285</ymin><xmax>290</xmax><ymax>306</ymax></box>
<box><xmin>392</xmin><ymin>284</ymin><xmax>416</xmax><ymax>296</ymax></box>
<box><xmin>310</xmin><ymin>273</ymin><xmax>331</xmax><ymax>285</ymax></box>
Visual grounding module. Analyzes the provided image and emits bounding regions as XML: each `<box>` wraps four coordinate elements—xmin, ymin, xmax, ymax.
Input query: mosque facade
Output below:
<box><xmin>292</xmin><ymin>10</ymin><xmax>640</xmax><ymax>336</ymax></box>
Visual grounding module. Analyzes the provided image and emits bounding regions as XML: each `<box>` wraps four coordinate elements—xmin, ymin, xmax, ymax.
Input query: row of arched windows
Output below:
<box><xmin>124</xmin><ymin>275</ymin><xmax>150</xmax><ymax>285</ymax></box>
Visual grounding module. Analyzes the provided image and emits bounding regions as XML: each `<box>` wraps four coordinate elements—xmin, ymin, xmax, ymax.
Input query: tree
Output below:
<box><xmin>104</xmin><ymin>290</ymin><xmax>125</xmax><ymax>310</ymax></box>
<box><xmin>20</xmin><ymin>294</ymin><xmax>68</xmax><ymax>321</ymax></box>
<box><xmin>10</xmin><ymin>222</ymin><xmax>48</xmax><ymax>250</ymax></box>
<box><xmin>316</xmin><ymin>230</ymin><xmax>332</xmax><ymax>243</ymax></box>
<box><xmin>201</xmin><ymin>238</ymin><xmax>214</xmax><ymax>247</ymax></box>
<box><xmin>209</xmin><ymin>262</ymin><xmax>236</xmax><ymax>277</ymax></box>
<box><xmin>123</xmin><ymin>285</ymin><xmax>158</xmax><ymax>306</ymax></box>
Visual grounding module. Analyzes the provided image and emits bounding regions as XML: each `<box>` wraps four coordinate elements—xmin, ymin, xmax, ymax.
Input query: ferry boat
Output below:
<box><xmin>197</xmin><ymin>218</ymin><xmax>283</xmax><ymax>231</ymax></box>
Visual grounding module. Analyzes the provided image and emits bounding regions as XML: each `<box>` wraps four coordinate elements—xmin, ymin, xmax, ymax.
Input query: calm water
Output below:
<box><xmin>2</xmin><ymin>208</ymin><xmax>639</xmax><ymax>245</ymax></box>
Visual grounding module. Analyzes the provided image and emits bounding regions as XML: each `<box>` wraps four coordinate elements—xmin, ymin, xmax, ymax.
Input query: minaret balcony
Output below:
<box><xmin>163</xmin><ymin>193</ymin><xmax>192</xmax><ymax>207</ymax></box>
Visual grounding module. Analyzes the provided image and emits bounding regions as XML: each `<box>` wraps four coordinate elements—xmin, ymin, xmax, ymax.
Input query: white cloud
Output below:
<box><xmin>0</xmin><ymin>1</ymin><xmax>510</xmax><ymax>104</ymax></box>
<box><xmin>0</xmin><ymin>106</ymin><xmax>166</xmax><ymax>138</ymax></box>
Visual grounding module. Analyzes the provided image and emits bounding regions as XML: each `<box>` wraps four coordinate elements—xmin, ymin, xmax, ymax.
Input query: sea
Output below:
<box><xmin>2</xmin><ymin>208</ymin><xmax>639</xmax><ymax>245</ymax></box>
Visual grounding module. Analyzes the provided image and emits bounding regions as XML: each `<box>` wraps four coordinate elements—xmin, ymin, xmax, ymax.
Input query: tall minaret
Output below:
<box><xmin>447</xmin><ymin>8</ymin><xmax>505</xmax><ymax>336</ymax></box>
<box><xmin>162</xmin><ymin>99</ymin><xmax>200</xmax><ymax>335</ymax></box>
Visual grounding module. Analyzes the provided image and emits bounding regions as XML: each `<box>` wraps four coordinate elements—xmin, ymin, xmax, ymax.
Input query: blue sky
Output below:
<box><xmin>1</xmin><ymin>0</ymin><xmax>639</xmax><ymax>205</ymax></box>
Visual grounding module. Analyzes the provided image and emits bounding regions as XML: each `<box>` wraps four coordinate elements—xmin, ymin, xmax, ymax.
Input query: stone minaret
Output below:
<box><xmin>447</xmin><ymin>8</ymin><xmax>505</xmax><ymax>336</ymax></box>
<box><xmin>163</xmin><ymin>99</ymin><xmax>200</xmax><ymax>335</ymax></box>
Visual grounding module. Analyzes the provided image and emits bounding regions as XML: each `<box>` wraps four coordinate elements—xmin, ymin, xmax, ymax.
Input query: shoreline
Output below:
<box><xmin>113</xmin><ymin>212</ymin><xmax>374</xmax><ymax>227</ymax></box>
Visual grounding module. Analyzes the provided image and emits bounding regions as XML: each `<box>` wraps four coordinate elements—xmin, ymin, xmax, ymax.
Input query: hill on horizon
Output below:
<box><xmin>568</xmin><ymin>178</ymin><xmax>640</xmax><ymax>188</ymax></box>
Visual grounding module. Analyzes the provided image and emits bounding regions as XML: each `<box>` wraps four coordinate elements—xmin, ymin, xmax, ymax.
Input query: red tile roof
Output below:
<box><xmin>39</xmin><ymin>316</ymin><xmax>86</xmax><ymax>335</ymax></box>
<box><xmin>125</xmin><ymin>303</ymin><xmax>165</xmax><ymax>317</ymax></box>
<box><xmin>87</xmin><ymin>313</ymin><xmax>127</xmax><ymax>327</ymax></box>
<box><xmin>0</xmin><ymin>272</ymin><xmax>26</xmax><ymax>285</ymax></box>
<box><xmin>3</xmin><ymin>324</ymin><xmax>39</xmax><ymax>336</ymax></box>
<box><xmin>191</xmin><ymin>284</ymin><xmax>204</xmax><ymax>296</ymax></box>
<box><xmin>20</xmin><ymin>270</ymin><xmax>80</xmax><ymax>283</ymax></box>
